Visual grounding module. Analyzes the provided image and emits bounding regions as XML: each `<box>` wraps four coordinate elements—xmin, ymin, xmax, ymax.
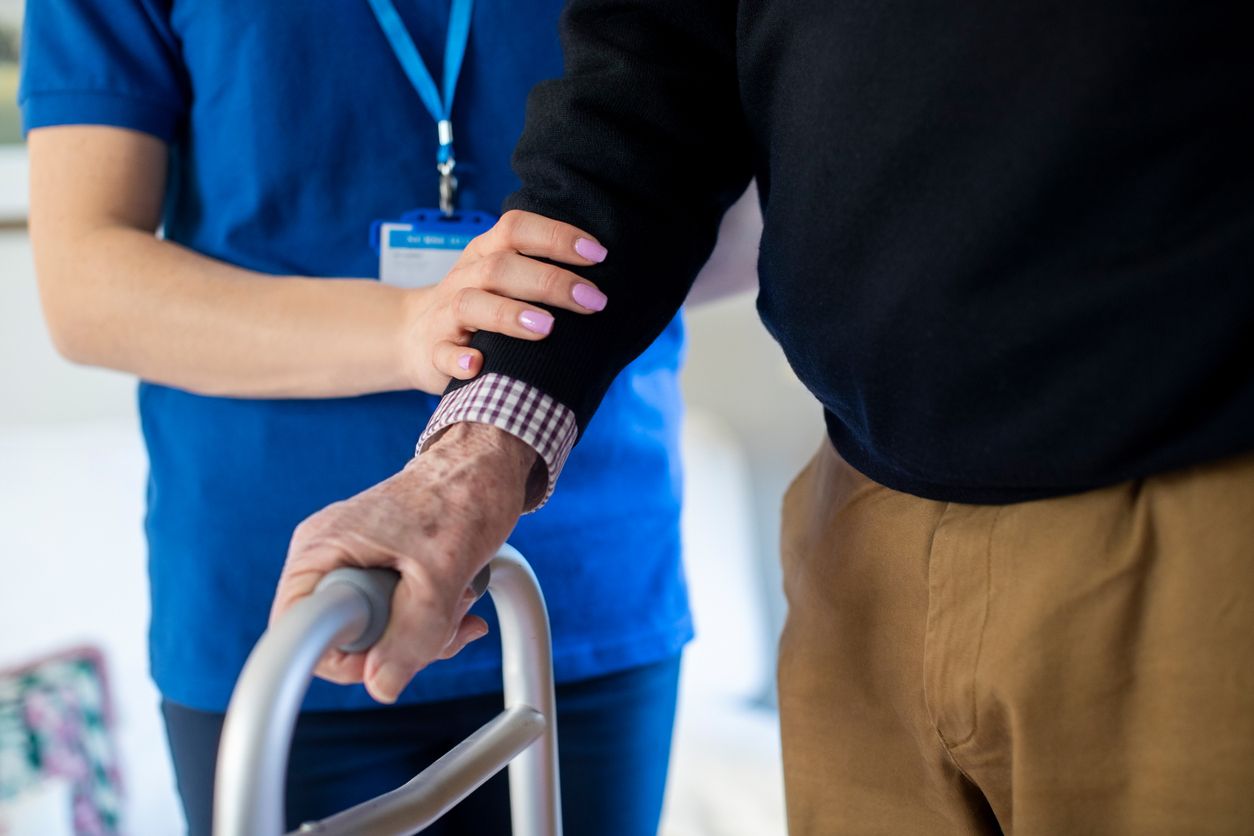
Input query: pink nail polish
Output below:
<box><xmin>572</xmin><ymin>283</ymin><xmax>608</xmax><ymax>311</ymax></box>
<box><xmin>458</xmin><ymin>354</ymin><xmax>473</xmax><ymax>371</ymax></box>
<box><xmin>519</xmin><ymin>310</ymin><xmax>554</xmax><ymax>335</ymax></box>
<box><xmin>574</xmin><ymin>237</ymin><xmax>608</xmax><ymax>263</ymax></box>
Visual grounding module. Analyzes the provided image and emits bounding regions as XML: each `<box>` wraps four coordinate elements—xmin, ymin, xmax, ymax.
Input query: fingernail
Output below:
<box><xmin>371</xmin><ymin>662</ymin><xmax>404</xmax><ymax>704</ymax></box>
<box><xmin>458</xmin><ymin>353</ymin><xmax>473</xmax><ymax>371</ymax></box>
<box><xmin>572</xmin><ymin>283</ymin><xmax>608</xmax><ymax>312</ymax></box>
<box><xmin>519</xmin><ymin>310</ymin><xmax>554</xmax><ymax>335</ymax></box>
<box><xmin>574</xmin><ymin>237</ymin><xmax>607</xmax><ymax>263</ymax></box>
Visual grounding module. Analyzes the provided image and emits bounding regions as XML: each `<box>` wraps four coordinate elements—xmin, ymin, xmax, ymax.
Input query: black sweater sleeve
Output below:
<box><xmin>448</xmin><ymin>0</ymin><xmax>754</xmax><ymax>432</ymax></box>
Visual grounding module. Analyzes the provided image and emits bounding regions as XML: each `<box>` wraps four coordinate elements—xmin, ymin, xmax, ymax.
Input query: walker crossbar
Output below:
<box><xmin>212</xmin><ymin>545</ymin><xmax>562</xmax><ymax>836</ymax></box>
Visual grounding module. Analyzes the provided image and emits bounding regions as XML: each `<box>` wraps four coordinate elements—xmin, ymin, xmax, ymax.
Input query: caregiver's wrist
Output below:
<box><xmin>393</xmin><ymin>285</ymin><xmax>434</xmax><ymax>391</ymax></box>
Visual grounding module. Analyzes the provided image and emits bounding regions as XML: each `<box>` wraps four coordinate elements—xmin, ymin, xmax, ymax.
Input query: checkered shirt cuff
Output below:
<box><xmin>416</xmin><ymin>373</ymin><xmax>578</xmax><ymax>512</ymax></box>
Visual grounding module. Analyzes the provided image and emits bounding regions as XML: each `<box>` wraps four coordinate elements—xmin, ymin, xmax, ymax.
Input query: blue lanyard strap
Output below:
<box><xmin>367</xmin><ymin>0</ymin><xmax>474</xmax><ymax>168</ymax></box>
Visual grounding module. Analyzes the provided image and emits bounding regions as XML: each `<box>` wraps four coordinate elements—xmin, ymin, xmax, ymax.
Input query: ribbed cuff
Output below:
<box><xmin>416</xmin><ymin>373</ymin><xmax>577</xmax><ymax>512</ymax></box>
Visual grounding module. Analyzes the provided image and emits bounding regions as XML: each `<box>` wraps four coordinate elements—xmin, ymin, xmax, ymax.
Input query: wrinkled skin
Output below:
<box><xmin>269</xmin><ymin>422</ymin><xmax>535</xmax><ymax>703</ymax></box>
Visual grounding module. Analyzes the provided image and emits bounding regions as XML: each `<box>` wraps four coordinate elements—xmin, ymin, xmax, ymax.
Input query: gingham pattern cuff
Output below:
<box><xmin>416</xmin><ymin>373</ymin><xmax>578</xmax><ymax>512</ymax></box>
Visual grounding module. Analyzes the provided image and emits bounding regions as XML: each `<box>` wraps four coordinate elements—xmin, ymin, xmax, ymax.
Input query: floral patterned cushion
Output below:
<box><xmin>0</xmin><ymin>647</ymin><xmax>123</xmax><ymax>835</ymax></box>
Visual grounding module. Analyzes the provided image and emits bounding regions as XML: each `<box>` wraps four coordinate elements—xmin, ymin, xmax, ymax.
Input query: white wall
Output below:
<box><xmin>0</xmin><ymin>231</ymin><xmax>135</xmax><ymax>424</ymax></box>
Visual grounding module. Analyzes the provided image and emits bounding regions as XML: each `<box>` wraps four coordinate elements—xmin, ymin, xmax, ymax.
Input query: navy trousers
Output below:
<box><xmin>162</xmin><ymin>656</ymin><xmax>681</xmax><ymax>836</ymax></box>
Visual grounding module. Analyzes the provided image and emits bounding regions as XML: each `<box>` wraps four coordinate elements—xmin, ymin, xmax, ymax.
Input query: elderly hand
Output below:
<box><xmin>269</xmin><ymin>422</ymin><xmax>536</xmax><ymax>703</ymax></box>
<box><xmin>400</xmin><ymin>209</ymin><xmax>610</xmax><ymax>394</ymax></box>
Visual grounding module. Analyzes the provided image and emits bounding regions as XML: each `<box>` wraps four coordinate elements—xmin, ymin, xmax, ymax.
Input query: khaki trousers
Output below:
<box><xmin>778</xmin><ymin>441</ymin><xmax>1254</xmax><ymax>835</ymax></box>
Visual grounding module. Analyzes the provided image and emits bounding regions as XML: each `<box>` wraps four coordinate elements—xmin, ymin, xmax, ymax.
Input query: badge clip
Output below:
<box><xmin>438</xmin><ymin>158</ymin><xmax>458</xmax><ymax>217</ymax></box>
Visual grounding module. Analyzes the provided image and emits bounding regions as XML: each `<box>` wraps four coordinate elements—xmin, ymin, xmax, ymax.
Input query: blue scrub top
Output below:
<box><xmin>20</xmin><ymin>0</ymin><xmax>691</xmax><ymax>712</ymax></box>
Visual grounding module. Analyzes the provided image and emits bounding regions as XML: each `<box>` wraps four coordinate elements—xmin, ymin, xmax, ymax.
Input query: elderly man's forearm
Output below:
<box><xmin>417</xmin><ymin>421</ymin><xmax>537</xmax><ymax>511</ymax></box>
<box><xmin>452</xmin><ymin>0</ymin><xmax>753</xmax><ymax>431</ymax></box>
<box><xmin>420</xmin><ymin>373</ymin><xmax>574</xmax><ymax>510</ymax></box>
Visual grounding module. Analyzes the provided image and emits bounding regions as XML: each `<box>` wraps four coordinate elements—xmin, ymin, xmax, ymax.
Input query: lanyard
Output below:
<box><xmin>368</xmin><ymin>0</ymin><xmax>475</xmax><ymax>215</ymax></box>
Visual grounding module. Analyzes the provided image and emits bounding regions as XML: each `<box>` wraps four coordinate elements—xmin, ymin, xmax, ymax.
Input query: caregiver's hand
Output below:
<box><xmin>400</xmin><ymin>209</ymin><xmax>610</xmax><ymax>394</ymax></box>
<box><xmin>270</xmin><ymin>422</ymin><xmax>534</xmax><ymax>703</ymax></box>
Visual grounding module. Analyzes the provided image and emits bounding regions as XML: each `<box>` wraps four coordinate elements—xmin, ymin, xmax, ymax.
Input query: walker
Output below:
<box><xmin>212</xmin><ymin>545</ymin><xmax>561</xmax><ymax>835</ymax></box>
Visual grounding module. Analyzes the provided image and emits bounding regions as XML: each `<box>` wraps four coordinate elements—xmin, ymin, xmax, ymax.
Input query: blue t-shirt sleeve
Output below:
<box><xmin>18</xmin><ymin>0</ymin><xmax>189</xmax><ymax>142</ymax></box>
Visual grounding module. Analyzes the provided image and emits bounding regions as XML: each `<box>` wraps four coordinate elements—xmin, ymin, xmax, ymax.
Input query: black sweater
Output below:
<box><xmin>455</xmin><ymin>0</ymin><xmax>1254</xmax><ymax>503</ymax></box>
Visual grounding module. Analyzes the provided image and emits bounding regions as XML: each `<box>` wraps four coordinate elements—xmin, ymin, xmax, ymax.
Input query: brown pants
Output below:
<box><xmin>778</xmin><ymin>441</ymin><xmax>1254</xmax><ymax>835</ymax></box>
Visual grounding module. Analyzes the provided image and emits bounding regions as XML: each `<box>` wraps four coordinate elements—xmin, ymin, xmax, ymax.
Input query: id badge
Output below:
<box><xmin>370</xmin><ymin>208</ymin><xmax>496</xmax><ymax>288</ymax></box>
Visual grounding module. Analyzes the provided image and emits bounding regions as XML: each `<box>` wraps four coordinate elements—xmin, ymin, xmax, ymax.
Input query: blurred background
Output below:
<box><xmin>0</xmin><ymin>3</ymin><xmax>824</xmax><ymax>831</ymax></box>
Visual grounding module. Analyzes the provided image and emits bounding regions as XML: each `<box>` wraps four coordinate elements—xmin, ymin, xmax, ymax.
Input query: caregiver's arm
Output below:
<box><xmin>27</xmin><ymin>125</ymin><xmax>609</xmax><ymax>398</ymax></box>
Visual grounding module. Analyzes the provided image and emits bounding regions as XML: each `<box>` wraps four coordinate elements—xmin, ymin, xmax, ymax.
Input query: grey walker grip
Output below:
<box><xmin>319</xmin><ymin>565</ymin><xmax>494</xmax><ymax>654</ymax></box>
<box><xmin>469</xmin><ymin>564</ymin><xmax>491</xmax><ymax>601</ymax></box>
<box><xmin>316</xmin><ymin>568</ymin><xmax>401</xmax><ymax>653</ymax></box>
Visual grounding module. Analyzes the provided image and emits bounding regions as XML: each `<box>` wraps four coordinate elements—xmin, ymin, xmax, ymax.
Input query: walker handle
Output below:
<box><xmin>317</xmin><ymin>565</ymin><xmax>491</xmax><ymax>653</ymax></box>
<box><xmin>213</xmin><ymin>545</ymin><xmax>560</xmax><ymax>836</ymax></box>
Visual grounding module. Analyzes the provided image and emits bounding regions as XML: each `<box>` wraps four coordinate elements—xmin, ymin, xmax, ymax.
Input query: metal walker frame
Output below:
<box><xmin>212</xmin><ymin>545</ymin><xmax>561</xmax><ymax>835</ymax></box>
